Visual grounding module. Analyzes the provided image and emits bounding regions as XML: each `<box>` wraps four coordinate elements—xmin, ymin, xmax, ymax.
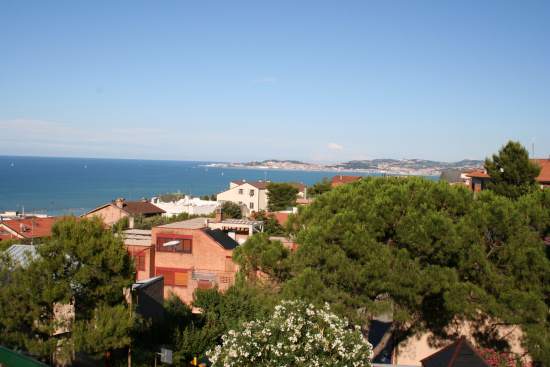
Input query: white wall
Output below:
<box><xmin>217</xmin><ymin>183</ymin><xmax>264</xmax><ymax>212</ymax></box>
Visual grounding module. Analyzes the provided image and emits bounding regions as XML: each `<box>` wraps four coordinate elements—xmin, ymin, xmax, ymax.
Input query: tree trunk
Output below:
<box><xmin>371</xmin><ymin>322</ymin><xmax>397</xmax><ymax>359</ymax></box>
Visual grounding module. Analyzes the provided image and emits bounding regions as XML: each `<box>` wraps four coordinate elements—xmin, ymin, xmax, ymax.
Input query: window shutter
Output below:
<box><xmin>174</xmin><ymin>271</ymin><xmax>189</xmax><ymax>287</ymax></box>
<box><xmin>182</xmin><ymin>239</ymin><xmax>192</xmax><ymax>253</ymax></box>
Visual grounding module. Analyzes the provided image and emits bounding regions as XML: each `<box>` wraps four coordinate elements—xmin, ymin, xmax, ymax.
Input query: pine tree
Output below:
<box><xmin>485</xmin><ymin>141</ymin><xmax>541</xmax><ymax>199</ymax></box>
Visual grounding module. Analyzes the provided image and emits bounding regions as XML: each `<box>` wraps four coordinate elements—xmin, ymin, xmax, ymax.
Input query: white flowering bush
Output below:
<box><xmin>206</xmin><ymin>300</ymin><xmax>372</xmax><ymax>367</ymax></box>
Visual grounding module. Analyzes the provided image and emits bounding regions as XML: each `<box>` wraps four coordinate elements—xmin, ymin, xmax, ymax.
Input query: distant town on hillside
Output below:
<box><xmin>206</xmin><ymin>158</ymin><xmax>485</xmax><ymax>176</ymax></box>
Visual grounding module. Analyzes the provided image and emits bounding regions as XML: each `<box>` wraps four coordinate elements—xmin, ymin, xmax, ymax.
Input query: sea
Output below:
<box><xmin>0</xmin><ymin>156</ymin><xmax>385</xmax><ymax>216</ymax></box>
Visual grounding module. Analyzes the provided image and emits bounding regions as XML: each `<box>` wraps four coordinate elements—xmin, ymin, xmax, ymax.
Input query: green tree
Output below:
<box><xmin>72</xmin><ymin>303</ymin><xmax>136</xmax><ymax>364</ymax></box>
<box><xmin>485</xmin><ymin>141</ymin><xmax>541</xmax><ymax>199</ymax></box>
<box><xmin>266</xmin><ymin>183</ymin><xmax>299</xmax><ymax>211</ymax></box>
<box><xmin>233</xmin><ymin>233</ymin><xmax>290</xmax><ymax>281</ymax></box>
<box><xmin>221</xmin><ymin>201</ymin><xmax>242</xmax><ymax>219</ymax></box>
<box><xmin>172</xmin><ymin>281</ymin><xmax>277</xmax><ymax>364</ymax></box>
<box><xmin>159</xmin><ymin>192</ymin><xmax>185</xmax><ymax>202</ymax></box>
<box><xmin>251</xmin><ymin>210</ymin><xmax>285</xmax><ymax>236</ymax></box>
<box><xmin>0</xmin><ymin>253</ymin><xmax>57</xmax><ymax>362</ymax></box>
<box><xmin>38</xmin><ymin>217</ymin><xmax>134</xmax><ymax>319</ymax></box>
<box><xmin>308</xmin><ymin>178</ymin><xmax>332</xmax><ymax>197</ymax></box>
<box><xmin>279</xmin><ymin>177</ymin><xmax>550</xmax><ymax>363</ymax></box>
<box><xmin>0</xmin><ymin>217</ymin><xmax>135</xmax><ymax>363</ymax></box>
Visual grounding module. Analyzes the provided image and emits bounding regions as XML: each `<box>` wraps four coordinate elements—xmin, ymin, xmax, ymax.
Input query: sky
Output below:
<box><xmin>1</xmin><ymin>0</ymin><xmax>549</xmax><ymax>163</ymax></box>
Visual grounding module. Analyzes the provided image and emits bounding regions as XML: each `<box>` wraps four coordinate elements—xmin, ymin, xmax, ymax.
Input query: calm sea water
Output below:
<box><xmin>0</xmin><ymin>156</ymin><xmax>381</xmax><ymax>216</ymax></box>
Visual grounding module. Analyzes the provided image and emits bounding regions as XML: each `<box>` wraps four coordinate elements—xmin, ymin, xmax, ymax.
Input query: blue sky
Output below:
<box><xmin>1</xmin><ymin>0</ymin><xmax>549</xmax><ymax>163</ymax></box>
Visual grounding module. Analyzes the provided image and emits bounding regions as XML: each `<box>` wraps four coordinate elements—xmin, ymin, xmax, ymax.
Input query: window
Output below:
<box><xmin>249</xmin><ymin>189</ymin><xmax>255</xmax><ymax>197</ymax></box>
<box><xmin>249</xmin><ymin>202</ymin><xmax>254</xmax><ymax>209</ymax></box>
<box><xmin>238</xmin><ymin>189</ymin><xmax>243</xmax><ymax>195</ymax></box>
<box><xmin>156</xmin><ymin>235</ymin><xmax>193</xmax><ymax>253</ymax></box>
<box><xmin>220</xmin><ymin>276</ymin><xmax>232</xmax><ymax>284</ymax></box>
<box><xmin>155</xmin><ymin>267</ymin><xmax>189</xmax><ymax>287</ymax></box>
<box><xmin>225</xmin><ymin>256</ymin><xmax>235</xmax><ymax>272</ymax></box>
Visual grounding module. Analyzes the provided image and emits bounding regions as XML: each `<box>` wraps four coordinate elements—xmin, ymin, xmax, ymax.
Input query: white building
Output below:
<box><xmin>150</xmin><ymin>196</ymin><xmax>220</xmax><ymax>217</ymax></box>
<box><xmin>216</xmin><ymin>180</ymin><xmax>306</xmax><ymax>214</ymax></box>
<box><xmin>216</xmin><ymin>180</ymin><xmax>270</xmax><ymax>213</ymax></box>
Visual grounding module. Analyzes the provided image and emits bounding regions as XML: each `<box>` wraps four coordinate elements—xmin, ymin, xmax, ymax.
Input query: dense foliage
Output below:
<box><xmin>239</xmin><ymin>177</ymin><xmax>550</xmax><ymax>364</ymax></box>
<box><xmin>233</xmin><ymin>233</ymin><xmax>290</xmax><ymax>280</ymax></box>
<box><xmin>479</xmin><ymin>348</ymin><xmax>532</xmax><ymax>367</ymax></box>
<box><xmin>0</xmin><ymin>217</ymin><xmax>135</xmax><ymax>364</ymax></box>
<box><xmin>308</xmin><ymin>178</ymin><xmax>332</xmax><ymax>197</ymax></box>
<box><xmin>251</xmin><ymin>210</ymin><xmax>286</xmax><ymax>236</ymax></box>
<box><xmin>221</xmin><ymin>201</ymin><xmax>243</xmax><ymax>219</ymax></box>
<box><xmin>158</xmin><ymin>192</ymin><xmax>186</xmax><ymax>202</ymax></box>
<box><xmin>207</xmin><ymin>300</ymin><xmax>372</xmax><ymax>367</ymax></box>
<box><xmin>267</xmin><ymin>183</ymin><xmax>299</xmax><ymax>211</ymax></box>
<box><xmin>485</xmin><ymin>141</ymin><xmax>541</xmax><ymax>199</ymax></box>
<box><xmin>200</xmin><ymin>194</ymin><xmax>218</xmax><ymax>201</ymax></box>
<box><xmin>168</xmin><ymin>282</ymin><xmax>276</xmax><ymax>365</ymax></box>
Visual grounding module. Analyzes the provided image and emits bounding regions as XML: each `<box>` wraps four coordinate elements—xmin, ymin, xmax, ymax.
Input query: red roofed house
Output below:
<box><xmin>0</xmin><ymin>217</ymin><xmax>60</xmax><ymax>242</ymax></box>
<box><xmin>465</xmin><ymin>170</ymin><xmax>491</xmax><ymax>193</ymax></box>
<box><xmin>421</xmin><ymin>338</ymin><xmax>490</xmax><ymax>367</ymax></box>
<box><xmin>331</xmin><ymin>175</ymin><xmax>362</xmax><ymax>188</ymax></box>
<box><xmin>533</xmin><ymin>158</ymin><xmax>550</xmax><ymax>187</ymax></box>
<box><xmin>123</xmin><ymin>217</ymin><xmax>241</xmax><ymax>304</ymax></box>
<box><xmin>466</xmin><ymin>158</ymin><xmax>550</xmax><ymax>192</ymax></box>
<box><xmin>83</xmin><ymin>198</ymin><xmax>165</xmax><ymax>228</ymax></box>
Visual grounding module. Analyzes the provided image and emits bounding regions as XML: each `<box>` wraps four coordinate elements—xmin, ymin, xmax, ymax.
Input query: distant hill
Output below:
<box><xmin>245</xmin><ymin>159</ymin><xmax>308</xmax><ymax>166</ymax></box>
<box><xmin>330</xmin><ymin>159</ymin><xmax>484</xmax><ymax>171</ymax></box>
<box><xmin>209</xmin><ymin>158</ymin><xmax>485</xmax><ymax>176</ymax></box>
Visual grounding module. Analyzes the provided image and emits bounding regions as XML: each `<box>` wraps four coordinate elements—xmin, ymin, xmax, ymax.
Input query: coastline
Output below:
<box><xmin>203</xmin><ymin>163</ymin><xmax>443</xmax><ymax>177</ymax></box>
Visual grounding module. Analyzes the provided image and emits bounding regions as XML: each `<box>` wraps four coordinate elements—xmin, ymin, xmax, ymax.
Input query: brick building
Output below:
<box><xmin>84</xmin><ymin>198</ymin><xmax>165</xmax><ymax>228</ymax></box>
<box><xmin>123</xmin><ymin>217</ymin><xmax>242</xmax><ymax>305</ymax></box>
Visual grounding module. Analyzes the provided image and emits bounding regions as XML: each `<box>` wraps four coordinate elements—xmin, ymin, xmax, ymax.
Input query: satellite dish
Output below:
<box><xmin>163</xmin><ymin>240</ymin><xmax>181</xmax><ymax>247</ymax></box>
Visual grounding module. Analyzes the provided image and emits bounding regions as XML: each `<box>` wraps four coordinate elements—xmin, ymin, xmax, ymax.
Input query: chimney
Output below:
<box><xmin>215</xmin><ymin>207</ymin><xmax>223</xmax><ymax>222</ymax></box>
<box><xmin>115</xmin><ymin>198</ymin><xmax>125</xmax><ymax>208</ymax></box>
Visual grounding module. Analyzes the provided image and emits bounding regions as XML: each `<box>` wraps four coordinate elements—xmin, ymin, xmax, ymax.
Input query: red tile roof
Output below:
<box><xmin>466</xmin><ymin>170</ymin><xmax>490</xmax><ymax>179</ymax></box>
<box><xmin>0</xmin><ymin>217</ymin><xmax>60</xmax><ymax>239</ymax></box>
<box><xmin>465</xmin><ymin>159</ymin><xmax>550</xmax><ymax>183</ymax></box>
<box><xmin>331</xmin><ymin>175</ymin><xmax>362</xmax><ymax>187</ymax></box>
<box><xmin>120</xmin><ymin>201</ymin><xmax>165</xmax><ymax>215</ymax></box>
<box><xmin>231</xmin><ymin>180</ymin><xmax>270</xmax><ymax>189</ymax></box>
<box><xmin>272</xmin><ymin>212</ymin><xmax>290</xmax><ymax>225</ymax></box>
<box><xmin>421</xmin><ymin>337</ymin><xmax>489</xmax><ymax>367</ymax></box>
<box><xmin>86</xmin><ymin>200</ymin><xmax>165</xmax><ymax>217</ymax></box>
<box><xmin>533</xmin><ymin>159</ymin><xmax>550</xmax><ymax>183</ymax></box>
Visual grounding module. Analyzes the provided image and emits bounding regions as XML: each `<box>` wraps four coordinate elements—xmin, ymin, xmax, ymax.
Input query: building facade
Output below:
<box><xmin>84</xmin><ymin>198</ymin><xmax>165</xmax><ymax>228</ymax></box>
<box><xmin>217</xmin><ymin>180</ymin><xmax>306</xmax><ymax>213</ymax></box>
<box><xmin>123</xmin><ymin>218</ymin><xmax>241</xmax><ymax>305</ymax></box>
